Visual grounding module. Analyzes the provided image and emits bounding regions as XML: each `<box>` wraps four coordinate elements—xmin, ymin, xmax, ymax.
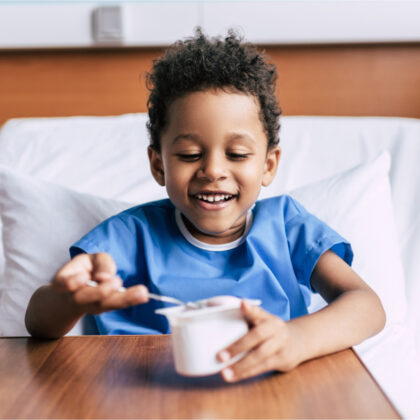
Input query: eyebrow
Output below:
<box><xmin>172</xmin><ymin>133</ymin><xmax>200</xmax><ymax>145</ymax></box>
<box><xmin>226</xmin><ymin>132</ymin><xmax>256</xmax><ymax>144</ymax></box>
<box><xmin>172</xmin><ymin>132</ymin><xmax>256</xmax><ymax>145</ymax></box>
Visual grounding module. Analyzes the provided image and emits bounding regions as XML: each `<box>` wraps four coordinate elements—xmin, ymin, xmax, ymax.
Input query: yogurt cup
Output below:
<box><xmin>155</xmin><ymin>296</ymin><xmax>261</xmax><ymax>377</ymax></box>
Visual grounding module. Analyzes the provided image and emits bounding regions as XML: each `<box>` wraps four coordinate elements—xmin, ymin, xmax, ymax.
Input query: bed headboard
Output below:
<box><xmin>1</xmin><ymin>43</ymin><xmax>419</xmax><ymax>126</ymax></box>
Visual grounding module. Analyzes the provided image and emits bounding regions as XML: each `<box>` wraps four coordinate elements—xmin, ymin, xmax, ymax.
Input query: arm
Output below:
<box><xmin>25</xmin><ymin>252</ymin><xmax>148</xmax><ymax>339</ymax></box>
<box><xmin>290</xmin><ymin>249</ymin><xmax>386</xmax><ymax>361</ymax></box>
<box><xmin>217</xmin><ymin>250</ymin><xmax>386</xmax><ymax>382</ymax></box>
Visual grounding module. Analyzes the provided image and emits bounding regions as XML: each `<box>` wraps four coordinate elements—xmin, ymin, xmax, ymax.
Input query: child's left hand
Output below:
<box><xmin>217</xmin><ymin>300</ymin><xmax>302</xmax><ymax>382</ymax></box>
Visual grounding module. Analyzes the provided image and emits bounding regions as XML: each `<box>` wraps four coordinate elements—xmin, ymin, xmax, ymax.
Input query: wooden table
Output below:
<box><xmin>0</xmin><ymin>335</ymin><xmax>400</xmax><ymax>419</ymax></box>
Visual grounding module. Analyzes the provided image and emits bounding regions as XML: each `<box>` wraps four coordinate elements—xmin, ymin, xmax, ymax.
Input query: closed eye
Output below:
<box><xmin>227</xmin><ymin>153</ymin><xmax>250</xmax><ymax>160</ymax></box>
<box><xmin>176</xmin><ymin>153</ymin><xmax>202</xmax><ymax>161</ymax></box>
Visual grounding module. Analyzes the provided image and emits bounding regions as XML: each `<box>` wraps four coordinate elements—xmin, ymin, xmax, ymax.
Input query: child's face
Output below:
<box><xmin>148</xmin><ymin>89</ymin><xmax>281</xmax><ymax>244</ymax></box>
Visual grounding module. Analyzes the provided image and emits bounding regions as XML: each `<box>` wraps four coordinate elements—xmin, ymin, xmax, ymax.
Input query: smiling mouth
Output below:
<box><xmin>192</xmin><ymin>192</ymin><xmax>237</xmax><ymax>203</ymax></box>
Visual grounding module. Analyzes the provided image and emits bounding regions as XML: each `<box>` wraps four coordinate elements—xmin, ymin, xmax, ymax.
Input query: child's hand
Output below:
<box><xmin>217</xmin><ymin>301</ymin><xmax>302</xmax><ymax>382</ymax></box>
<box><xmin>52</xmin><ymin>252</ymin><xmax>149</xmax><ymax>315</ymax></box>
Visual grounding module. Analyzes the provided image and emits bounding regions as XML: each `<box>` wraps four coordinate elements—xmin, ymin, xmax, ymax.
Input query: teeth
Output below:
<box><xmin>196</xmin><ymin>193</ymin><xmax>233</xmax><ymax>203</ymax></box>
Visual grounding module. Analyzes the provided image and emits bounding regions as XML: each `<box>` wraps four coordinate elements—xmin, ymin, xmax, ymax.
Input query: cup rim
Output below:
<box><xmin>155</xmin><ymin>297</ymin><xmax>261</xmax><ymax>320</ymax></box>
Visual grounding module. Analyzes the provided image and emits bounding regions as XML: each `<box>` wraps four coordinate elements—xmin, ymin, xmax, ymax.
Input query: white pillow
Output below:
<box><xmin>0</xmin><ymin>151</ymin><xmax>406</xmax><ymax>336</ymax></box>
<box><xmin>0</xmin><ymin>165</ymin><xmax>133</xmax><ymax>336</ymax></box>
<box><xmin>0</xmin><ymin>113</ymin><xmax>167</xmax><ymax>296</ymax></box>
<box><xmin>290</xmin><ymin>151</ymin><xmax>407</xmax><ymax>325</ymax></box>
<box><xmin>0</xmin><ymin>114</ymin><xmax>166</xmax><ymax>203</ymax></box>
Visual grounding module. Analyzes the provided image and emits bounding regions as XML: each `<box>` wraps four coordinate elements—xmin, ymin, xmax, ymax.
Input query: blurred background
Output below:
<box><xmin>1</xmin><ymin>0</ymin><xmax>420</xmax><ymax>124</ymax></box>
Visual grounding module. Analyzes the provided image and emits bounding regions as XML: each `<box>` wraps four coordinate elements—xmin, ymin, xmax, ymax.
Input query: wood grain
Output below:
<box><xmin>1</xmin><ymin>43</ymin><xmax>420</xmax><ymax>126</ymax></box>
<box><xmin>0</xmin><ymin>48</ymin><xmax>160</xmax><ymax>126</ymax></box>
<box><xmin>0</xmin><ymin>335</ymin><xmax>400</xmax><ymax>419</ymax></box>
<box><xmin>0</xmin><ymin>338</ymin><xmax>59</xmax><ymax>412</ymax></box>
<box><xmin>270</xmin><ymin>43</ymin><xmax>420</xmax><ymax>118</ymax></box>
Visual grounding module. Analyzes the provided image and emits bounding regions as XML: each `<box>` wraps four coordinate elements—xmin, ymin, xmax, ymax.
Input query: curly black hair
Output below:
<box><xmin>146</xmin><ymin>28</ymin><xmax>282</xmax><ymax>151</ymax></box>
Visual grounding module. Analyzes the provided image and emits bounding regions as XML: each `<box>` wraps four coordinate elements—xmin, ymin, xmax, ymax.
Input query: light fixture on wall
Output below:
<box><xmin>92</xmin><ymin>5</ymin><xmax>124</xmax><ymax>45</ymax></box>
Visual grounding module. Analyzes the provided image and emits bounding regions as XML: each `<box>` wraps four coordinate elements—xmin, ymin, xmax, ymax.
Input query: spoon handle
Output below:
<box><xmin>147</xmin><ymin>292</ymin><xmax>185</xmax><ymax>306</ymax></box>
<box><xmin>87</xmin><ymin>280</ymin><xmax>185</xmax><ymax>306</ymax></box>
<box><xmin>86</xmin><ymin>279</ymin><xmax>126</xmax><ymax>292</ymax></box>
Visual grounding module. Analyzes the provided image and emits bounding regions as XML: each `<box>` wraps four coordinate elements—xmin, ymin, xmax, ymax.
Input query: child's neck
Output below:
<box><xmin>181</xmin><ymin>214</ymin><xmax>247</xmax><ymax>245</ymax></box>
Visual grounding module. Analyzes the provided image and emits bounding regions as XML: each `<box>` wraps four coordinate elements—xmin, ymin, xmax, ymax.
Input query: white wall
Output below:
<box><xmin>0</xmin><ymin>1</ymin><xmax>420</xmax><ymax>48</ymax></box>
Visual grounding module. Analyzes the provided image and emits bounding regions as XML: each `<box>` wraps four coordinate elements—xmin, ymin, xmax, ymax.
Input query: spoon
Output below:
<box><xmin>86</xmin><ymin>280</ymin><xmax>203</xmax><ymax>309</ymax></box>
<box><xmin>147</xmin><ymin>292</ymin><xmax>204</xmax><ymax>309</ymax></box>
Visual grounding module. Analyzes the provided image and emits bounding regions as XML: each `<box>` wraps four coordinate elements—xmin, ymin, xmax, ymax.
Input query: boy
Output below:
<box><xmin>26</xmin><ymin>30</ymin><xmax>385</xmax><ymax>383</ymax></box>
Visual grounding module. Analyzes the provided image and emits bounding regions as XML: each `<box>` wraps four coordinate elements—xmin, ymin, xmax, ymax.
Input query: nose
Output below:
<box><xmin>196</xmin><ymin>152</ymin><xmax>228</xmax><ymax>181</ymax></box>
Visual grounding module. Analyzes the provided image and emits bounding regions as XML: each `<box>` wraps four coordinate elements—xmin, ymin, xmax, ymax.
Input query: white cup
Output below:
<box><xmin>155</xmin><ymin>296</ymin><xmax>261</xmax><ymax>377</ymax></box>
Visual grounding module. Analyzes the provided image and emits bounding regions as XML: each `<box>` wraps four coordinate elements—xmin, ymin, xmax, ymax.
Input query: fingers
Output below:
<box><xmin>73</xmin><ymin>275</ymin><xmax>124</xmax><ymax>305</ymax></box>
<box><xmin>220</xmin><ymin>301</ymin><xmax>278</xmax><ymax>358</ymax></box>
<box><xmin>95</xmin><ymin>285</ymin><xmax>149</xmax><ymax>311</ymax></box>
<box><xmin>52</xmin><ymin>253</ymin><xmax>149</xmax><ymax>313</ymax></box>
<box><xmin>221</xmin><ymin>338</ymin><xmax>281</xmax><ymax>382</ymax></box>
<box><xmin>218</xmin><ymin>300</ymin><xmax>295</xmax><ymax>383</ymax></box>
<box><xmin>74</xmin><ymin>284</ymin><xmax>149</xmax><ymax>314</ymax></box>
<box><xmin>242</xmin><ymin>300</ymin><xmax>272</xmax><ymax>326</ymax></box>
<box><xmin>53</xmin><ymin>253</ymin><xmax>116</xmax><ymax>292</ymax></box>
<box><xmin>90</xmin><ymin>253</ymin><xmax>117</xmax><ymax>283</ymax></box>
<box><xmin>221</xmin><ymin>316</ymin><xmax>276</xmax><ymax>364</ymax></box>
<box><xmin>53</xmin><ymin>254</ymin><xmax>94</xmax><ymax>292</ymax></box>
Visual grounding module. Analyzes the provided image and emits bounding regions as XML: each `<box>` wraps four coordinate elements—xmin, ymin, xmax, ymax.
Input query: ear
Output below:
<box><xmin>262</xmin><ymin>146</ymin><xmax>281</xmax><ymax>187</ymax></box>
<box><xmin>147</xmin><ymin>146</ymin><xmax>165</xmax><ymax>186</ymax></box>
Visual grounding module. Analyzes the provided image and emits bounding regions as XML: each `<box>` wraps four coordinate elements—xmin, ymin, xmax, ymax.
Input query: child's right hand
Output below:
<box><xmin>52</xmin><ymin>252</ymin><xmax>149</xmax><ymax>315</ymax></box>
